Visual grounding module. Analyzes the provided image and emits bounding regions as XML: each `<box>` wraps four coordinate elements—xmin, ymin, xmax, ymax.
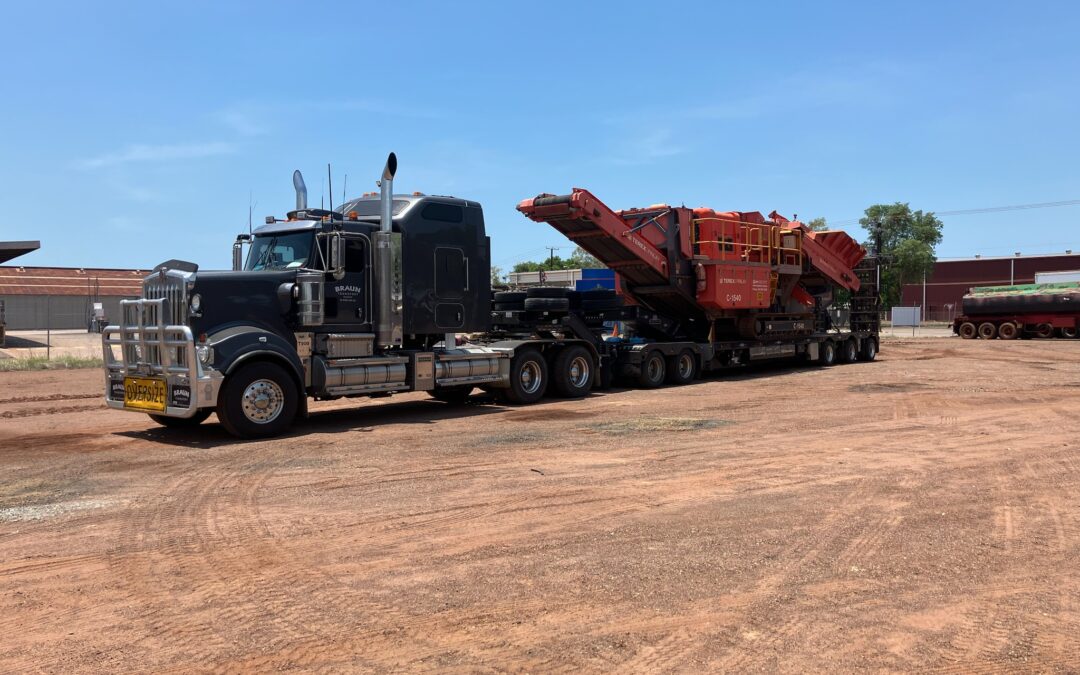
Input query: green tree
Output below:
<box><xmin>859</xmin><ymin>203</ymin><xmax>943</xmax><ymax>309</ymax></box>
<box><xmin>806</xmin><ymin>217</ymin><xmax>829</xmax><ymax>232</ymax></box>
<box><xmin>512</xmin><ymin>247</ymin><xmax>604</xmax><ymax>273</ymax></box>
<box><xmin>490</xmin><ymin>265</ymin><xmax>504</xmax><ymax>286</ymax></box>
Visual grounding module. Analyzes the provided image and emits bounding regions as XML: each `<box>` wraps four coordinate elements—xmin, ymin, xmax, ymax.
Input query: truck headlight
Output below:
<box><xmin>196</xmin><ymin>344</ymin><xmax>213</xmax><ymax>364</ymax></box>
<box><xmin>190</xmin><ymin>293</ymin><xmax>202</xmax><ymax>312</ymax></box>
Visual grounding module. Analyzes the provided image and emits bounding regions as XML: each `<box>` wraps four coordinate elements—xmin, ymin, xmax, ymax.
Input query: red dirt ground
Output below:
<box><xmin>1</xmin><ymin>337</ymin><xmax>1078</xmax><ymax>672</ymax></box>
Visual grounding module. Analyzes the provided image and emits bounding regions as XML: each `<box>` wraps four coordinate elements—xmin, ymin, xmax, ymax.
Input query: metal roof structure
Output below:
<box><xmin>0</xmin><ymin>266</ymin><xmax>146</xmax><ymax>296</ymax></box>
<box><xmin>0</xmin><ymin>240</ymin><xmax>40</xmax><ymax>265</ymax></box>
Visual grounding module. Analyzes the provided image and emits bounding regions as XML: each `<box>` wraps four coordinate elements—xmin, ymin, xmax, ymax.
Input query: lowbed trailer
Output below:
<box><xmin>953</xmin><ymin>282</ymin><xmax>1080</xmax><ymax>339</ymax></box>
<box><xmin>101</xmin><ymin>154</ymin><xmax>879</xmax><ymax>438</ymax></box>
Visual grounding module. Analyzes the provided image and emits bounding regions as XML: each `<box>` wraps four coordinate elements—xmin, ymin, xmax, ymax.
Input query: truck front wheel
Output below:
<box><xmin>217</xmin><ymin>361</ymin><xmax>299</xmax><ymax>438</ymax></box>
<box><xmin>501</xmin><ymin>349</ymin><xmax>548</xmax><ymax>404</ymax></box>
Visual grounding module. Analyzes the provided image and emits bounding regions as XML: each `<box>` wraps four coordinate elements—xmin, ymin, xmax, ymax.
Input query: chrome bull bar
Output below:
<box><xmin>101</xmin><ymin>297</ymin><xmax>221</xmax><ymax>418</ymax></box>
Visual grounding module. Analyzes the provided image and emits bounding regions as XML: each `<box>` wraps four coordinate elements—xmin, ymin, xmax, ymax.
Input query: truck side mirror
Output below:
<box><xmin>232</xmin><ymin>234</ymin><xmax>251</xmax><ymax>271</ymax></box>
<box><xmin>330</xmin><ymin>233</ymin><xmax>346</xmax><ymax>280</ymax></box>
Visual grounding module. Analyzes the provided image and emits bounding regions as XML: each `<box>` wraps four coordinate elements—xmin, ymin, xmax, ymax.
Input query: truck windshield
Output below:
<box><xmin>245</xmin><ymin>232</ymin><xmax>315</xmax><ymax>271</ymax></box>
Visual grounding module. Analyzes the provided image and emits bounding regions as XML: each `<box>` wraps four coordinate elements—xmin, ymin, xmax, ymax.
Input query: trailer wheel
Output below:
<box><xmin>977</xmin><ymin>322</ymin><xmax>997</xmax><ymax>340</ymax></box>
<box><xmin>637</xmin><ymin>351</ymin><xmax>666</xmax><ymax>388</ymax></box>
<box><xmin>841</xmin><ymin>339</ymin><xmax>859</xmax><ymax>363</ymax></box>
<box><xmin>428</xmin><ymin>385</ymin><xmax>474</xmax><ymax>404</ymax></box>
<box><xmin>1062</xmin><ymin>327</ymin><xmax>1078</xmax><ymax>339</ymax></box>
<box><xmin>552</xmin><ymin>346</ymin><xmax>595</xmax><ymax>398</ymax></box>
<box><xmin>1035</xmin><ymin>323</ymin><xmax>1054</xmax><ymax>339</ymax></box>
<box><xmin>216</xmin><ymin>361</ymin><xmax>298</xmax><ymax>438</ymax></box>
<box><xmin>666</xmin><ymin>350</ymin><xmax>697</xmax><ymax>385</ymax></box>
<box><xmin>819</xmin><ymin>340</ymin><xmax>837</xmax><ymax>366</ymax></box>
<box><xmin>958</xmin><ymin>322</ymin><xmax>977</xmax><ymax>339</ymax></box>
<box><xmin>859</xmin><ymin>337</ymin><xmax>878</xmax><ymax>361</ymax></box>
<box><xmin>149</xmin><ymin>409</ymin><xmax>212</xmax><ymax>428</ymax></box>
<box><xmin>998</xmin><ymin>322</ymin><xmax>1019</xmax><ymax>340</ymax></box>
<box><xmin>493</xmin><ymin>291</ymin><xmax>527</xmax><ymax>303</ymax></box>
<box><xmin>500</xmin><ymin>349</ymin><xmax>548</xmax><ymax>404</ymax></box>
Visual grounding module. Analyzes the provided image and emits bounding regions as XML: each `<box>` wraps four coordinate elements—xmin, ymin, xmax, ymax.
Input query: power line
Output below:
<box><xmin>829</xmin><ymin>198</ymin><xmax>1080</xmax><ymax>227</ymax></box>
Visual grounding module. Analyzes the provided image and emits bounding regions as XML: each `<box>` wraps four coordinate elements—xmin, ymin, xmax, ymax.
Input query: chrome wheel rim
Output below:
<box><xmin>241</xmin><ymin>379</ymin><xmax>285</xmax><ymax>424</ymax></box>
<box><xmin>568</xmin><ymin>356</ymin><xmax>590</xmax><ymax>388</ymax></box>
<box><xmin>678</xmin><ymin>354</ymin><xmax>693</xmax><ymax>379</ymax></box>
<box><xmin>520</xmin><ymin>361</ymin><xmax>543</xmax><ymax>395</ymax></box>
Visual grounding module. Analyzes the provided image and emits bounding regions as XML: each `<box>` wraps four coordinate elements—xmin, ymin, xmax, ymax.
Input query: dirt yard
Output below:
<box><xmin>1</xmin><ymin>337</ymin><xmax>1078</xmax><ymax>672</ymax></box>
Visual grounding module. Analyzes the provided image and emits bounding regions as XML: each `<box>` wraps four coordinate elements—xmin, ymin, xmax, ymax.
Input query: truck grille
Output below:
<box><xmin>143</xmin><ymin>274</ymin><xmax>187</xmax><ymax>326</ymax></box>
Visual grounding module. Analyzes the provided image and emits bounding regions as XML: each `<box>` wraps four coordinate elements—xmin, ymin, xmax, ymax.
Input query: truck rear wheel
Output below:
<box><xmin>1062</xmin><ymin>327</ymin><xmax>1078</xmax><ymax>339</ymax></box>
<box><xmin>1035</xmin><ymin>323</ymin><xmax>1054</xmax><ymax>339</ymax></box>
<box><xmin>978</xmin><ymin>322</ymin><xmax>997</xmax><ymax>339</ymax></box>
<box><xmin>666</xmin><ymin>350</ymin><xmax>697</xmax><ymax>385</ymax></box>
<box><xmin>217</xmin><ymin>361</ymin><xmax>298</xmax><ymax>439</ymax></box>
<box><xmin>149</xmin><ymin>409</ymin><xmax>212</xmax><ymax>428</ymax></box>
<box><xmin>500</xmin><ymin>349</ymin><xmax>548</xmax><ymax>404</ymax></box>
<box><xmin>841</xmin><ymin>339</ymin><xmax>859</xmax><ymax>362</ymax></box>
<box><xmin>552</xmin><ymin>346</ymin><xmax>595</xmax><ymax>398</ymax></box>
<box><xmin>998</xmin><ymin>322</ymin><xmax>1019</xmax><ymax>340</ymax></box>
<box><xmin>958</xmin><ymin>322</ymin><xmax>977</xmax><ymax>339</ymax></box>
<box><xmin>859</xmin><ymin>337</ymin><xmax>878</xmax><ymax>362</ymax></box>
<box><xmin>637</xmin><ymin>351</ymin><xmax>666</xmax><ymax>388</ymax></box>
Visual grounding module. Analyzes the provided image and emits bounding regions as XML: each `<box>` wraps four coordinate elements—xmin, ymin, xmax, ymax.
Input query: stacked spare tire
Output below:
<box><xmin>492</xmin><ymin>287</ymin><xmax>624</xmax><ymax>314</ymax></box>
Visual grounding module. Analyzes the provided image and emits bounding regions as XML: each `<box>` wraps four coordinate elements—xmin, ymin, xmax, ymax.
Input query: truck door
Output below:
<box><xmin>326</xmin><ymin>236</ymin><xmax>369</xmax><ymax>325</ymax></box>
<box><xmin>434</xmin><ymin>246</ymin><xmax>467</xmax><ymax>329</ymax></box>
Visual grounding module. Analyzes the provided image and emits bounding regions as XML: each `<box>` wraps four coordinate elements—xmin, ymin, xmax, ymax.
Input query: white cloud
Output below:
<box><xmin>75</xmin><ymin>141</ymin><xmax>236</xmax><ymax>169</ymax></box>
<box><xmin>214</xmin><ymin>108</ymin><xmax>270</xmax><ymax>137</ymax></box>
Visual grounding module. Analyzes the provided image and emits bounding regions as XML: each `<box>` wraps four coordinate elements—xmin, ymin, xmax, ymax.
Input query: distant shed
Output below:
<box><xmin>0</xmin><ymin>266</ymin><xmax>147</xmax><ymax>330</ymax></box>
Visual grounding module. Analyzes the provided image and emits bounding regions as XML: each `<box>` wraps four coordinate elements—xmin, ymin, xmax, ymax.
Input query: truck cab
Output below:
<box><xmin>103</xmin><ymin>154</ymin><xmax>506</xmax><ymax>437</ymax></box>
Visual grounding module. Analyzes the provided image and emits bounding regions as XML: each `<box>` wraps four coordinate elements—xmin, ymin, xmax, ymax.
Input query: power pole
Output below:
<box><xmin>546</xmin><ymin>246</ymin><xmax>560</xmax><ymax>269</ymax></box>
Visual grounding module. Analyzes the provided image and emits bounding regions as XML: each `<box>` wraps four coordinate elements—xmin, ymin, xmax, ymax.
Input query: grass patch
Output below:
<box><xmin>584</xmin><ymin>417</ymin><xmax>732</xmax><ymax>435</ymax></box>
<box><xmin>0</xmin><ymin>355</ymin><xmax>104</xmax><ymax>371</ymax></box>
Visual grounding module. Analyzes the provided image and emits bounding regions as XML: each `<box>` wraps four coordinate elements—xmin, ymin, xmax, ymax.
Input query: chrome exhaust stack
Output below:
<box><xmin>293</xmin><ymin>170</ymin><xmax>308</xmax><ymax>211</ymax></box>
<box><xmin>375</xmin><ymin>153</ymin><xmax>403</xmax><ymax>347</ymax></box>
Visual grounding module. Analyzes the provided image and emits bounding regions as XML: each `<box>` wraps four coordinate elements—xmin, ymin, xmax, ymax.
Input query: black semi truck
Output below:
<box><xmin>102</xmin><ymin>154</ymin><xmax>879</xmax><ymax>438</ymax></box>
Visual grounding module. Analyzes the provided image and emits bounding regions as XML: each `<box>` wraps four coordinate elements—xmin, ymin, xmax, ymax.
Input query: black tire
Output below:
<box><xmin>666</xmin><ymin>349</ymin><xmax>697</xmax><ymax>385</ymax></box>
<box><xmin>958</xmin><ymin>322</ymin><xmax>977</xmax><ymax>339</ymax></box>
<box><xmin>216</xmin><ymin>361</ymin><xmax>299</xmax><ymax>439</ymax></box>
<box><xmin>637</xmin><ymin>350</ymin><xmax>666</xmax><ymax>388</ymax></box>
<box><xmin>500</xmin><ymin>348</ymin><xmax>548</xmax><ymax>404</ymax></box>
<box><xmin>978</xmin><ymin>322</ymin><xmax>997</xmax><ymax>340</ymax></box>
<box><xmin>859</xmin><ymin>337</ymin><xmax>878</xmax><ymax>362</ymax></box>
<box><xmin>149</xmin><ymin>409</ymin><xmax>212</xmax><ymax>428</ymax></box>
<box><xmin>841</xmin><ymin>339</ymin><xmax>859</xmax><ymax>363</ymax></box>
<box><xmin>1035</xmin><ymin>323</ymin><xmax>1054</xmax><ymax>339</ymax></box>
<box><xmin>523</xmin><ymin>297</ymin><xmax>570</xmax><ymax>312</ymax></box>
<box><xmin>998</xmin><ymin>322</ymin><xmax>1019</xmax><ymax>340</ymax></box>
<box><xmin>427</xmin><ymin>385</ymin><xmax>474</xmax><ymax>404</ymax></box>
<box><xmin>1062</xmin><ymin>327</ymin><xmax>1079</xmax><ymax>339</ymax></box>
<box><xmin>493</xmin><ymin>291</ymin><xmax>527</xmax><ymax>303</ymax></box>
<box><xmin>526</xmin><ymin>286</ymin><xmax>569</xmax><ymax>299</ymax></box>
<box><xmin>581</xmin><ymin>296</ymin><xmax>625</xmax><ymax>311</ymax></box>
<box><xmin>819</xmin><ymin>340</ymin><xmax>837</xmax><ymax>366</ymax></box>
<box><xmin>552</xmin><ymin>346</ymin><xmax>595</xmax><ymax>398</ymax></box>
<box><xmin>493</xmin><ymin>302</ymin><xmax>524</xmax><ymax>311</ymax></box>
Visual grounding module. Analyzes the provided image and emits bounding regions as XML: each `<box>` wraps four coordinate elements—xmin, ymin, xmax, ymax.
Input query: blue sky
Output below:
<box><xmin>3</xmin><ymin>1</ymin><xmax>1079</xmax><ymax>271</ymax></box>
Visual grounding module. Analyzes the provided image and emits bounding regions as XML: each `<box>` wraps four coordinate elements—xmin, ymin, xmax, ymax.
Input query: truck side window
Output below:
<box><xmin>435</xmin><ymin>247</ymin><xmax>466</xmax><ymax>299</ymax></box>
<box><xmin>345</xmin><ymin>238</ymin><xmax>366</xmax><ymax>272</ymax></box>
